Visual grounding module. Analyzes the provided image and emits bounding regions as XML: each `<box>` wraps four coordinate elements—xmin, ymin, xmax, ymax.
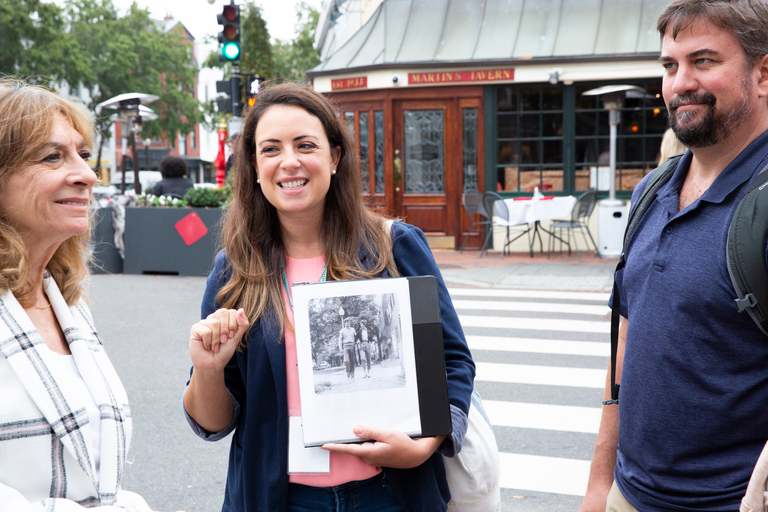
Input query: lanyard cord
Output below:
<box><xmin>281</xmin><ymin>257</ymin><xmax>327</xmax><ymax>309</ymax></box>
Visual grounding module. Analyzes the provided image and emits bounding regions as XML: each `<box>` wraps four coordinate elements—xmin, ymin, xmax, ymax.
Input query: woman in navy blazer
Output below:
<box><xmin>183</xmin><ymin>83</ymin><xmax>475</xmax><ymax>512</ymax></box>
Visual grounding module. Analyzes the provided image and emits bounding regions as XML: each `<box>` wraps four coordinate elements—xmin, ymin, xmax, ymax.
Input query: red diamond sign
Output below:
<box><xmin>175</xmin><ymin>212</ymin><xmax>208</xmax><ymax>246</ymax></box>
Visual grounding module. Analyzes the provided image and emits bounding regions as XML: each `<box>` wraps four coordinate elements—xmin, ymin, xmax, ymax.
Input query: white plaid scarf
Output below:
<box><xmin>0</xmin><ymin>274</ymin><xmax>150</xmax><ymax>511</ymax></box>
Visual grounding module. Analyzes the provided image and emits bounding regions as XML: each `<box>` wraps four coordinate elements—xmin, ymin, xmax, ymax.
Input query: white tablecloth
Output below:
<box><xmin>499</xmin><ymin>196</ymin><xmax>576</xmax><ymax>225</ymax></box>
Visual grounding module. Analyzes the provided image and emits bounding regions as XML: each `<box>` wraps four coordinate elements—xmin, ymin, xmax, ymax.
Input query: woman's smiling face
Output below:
<box><xmin>0</xmin><ymin>113</ymin><xmax>96</xmax><ymax>250</ymax></box>
<box><xmin>253</xmin><ymin>104</ymin><xmax>340</xmax><ymax>223</ymax></box>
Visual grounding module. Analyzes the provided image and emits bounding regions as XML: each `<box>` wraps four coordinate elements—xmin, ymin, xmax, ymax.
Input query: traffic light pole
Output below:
<box><xmin>231</xmin><ymin>64</ymin><xmax>241</xmax><ymax>117</ymax></box>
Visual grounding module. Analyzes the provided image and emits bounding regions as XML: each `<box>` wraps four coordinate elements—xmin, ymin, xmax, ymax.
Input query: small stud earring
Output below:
<box><xmin>256</xmin><ymin>177</ymin><xmax>260</xmax><ymax>183</ymax></box>
<box><xmin>331</xmin><ymin>169</ymin><xmax>336</xmax><ymax>175</ymax></box>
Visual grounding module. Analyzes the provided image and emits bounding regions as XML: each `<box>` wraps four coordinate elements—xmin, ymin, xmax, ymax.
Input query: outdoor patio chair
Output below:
<box><xmin>481</xmin><ymin>191</ymin><xmax>533</xmax><ymax>259</ymax></box>
<box><xmin>547</xmin><ymin>189</ymin><xmax>598</xmax><ymax>261</ymax></box>
<box><xmin>459</xmin><ymin>191</ymin><xmax>491</xmax><ymax>253</ymax></box>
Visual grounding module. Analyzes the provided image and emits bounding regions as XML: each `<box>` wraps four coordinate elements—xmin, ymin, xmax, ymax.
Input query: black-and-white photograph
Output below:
<box><xmin>306</xmin><ymin>292</ymin><xmax>405</xmax><ymax>395</ymax></box>
<box><xmin>292</xmin><ymin>277</ymin><xmax>422</xmax><ymax>446</ymax></box>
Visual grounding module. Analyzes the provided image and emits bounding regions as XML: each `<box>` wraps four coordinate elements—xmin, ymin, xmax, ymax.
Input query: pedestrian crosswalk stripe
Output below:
<box><xmin>476</xmin><ymin>362</ymin><xmax>606</xmax><ymax>388</ymax></box>
<box><xmin>459</xmin><ymin>314</ymin><xmax>608</xmax><ymax>333</ymax></box>
<box><xmin>499</xmin><ymin>453</ymin><xmax>589</xmax><ymax>496</ymax></box>
<box><xmin>448</xmin><ymin>288</ymin><xmax>609</xmax><ymax>302</ymax></box>
<box><xmin>453</xmin><ymin>299</ymin><xmax>610</xmax><ymax>316</ymax></box>
<box><xmin>484</xmin><ymin>400</ymin><xmax>601</xmax><ymax>433</ymax></box>
<box><xmin>467</xmin><ymin>335</ymin><xmax>609</xmax><ymax>357</ymax></box>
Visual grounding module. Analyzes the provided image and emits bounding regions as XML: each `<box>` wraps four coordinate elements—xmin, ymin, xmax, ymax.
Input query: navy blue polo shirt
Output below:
<box><xmin>613</xmin><ymin>129</ymin><xmax>768</xmax><ymax>512</ymax></box>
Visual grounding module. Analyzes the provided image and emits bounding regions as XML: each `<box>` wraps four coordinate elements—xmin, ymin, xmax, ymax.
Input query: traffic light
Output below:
<box><xmin>217</xmin><ymin>3</ymin><xmax>240</xmax><ymax>62</ymax></box>
<box><xmin>215</xmin><ymin>76</ymin><xmax>243</xmax><ymax>116</ymax></box>
<box><xmin>215</xmin><ymin>79</ymin><xmax>231</xmax><ymax>114</ymax></box>
<box><xmin>231</xmin><ymin>75</ymin><xmax>243</xmax><ymax>116</ymax></box>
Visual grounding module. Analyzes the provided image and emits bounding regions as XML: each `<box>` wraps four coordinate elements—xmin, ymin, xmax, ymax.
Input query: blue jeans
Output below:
<box><xmin>287</xmin><ymin>474</ymin><xmax>405</xmax><ymax>512</ymax></box>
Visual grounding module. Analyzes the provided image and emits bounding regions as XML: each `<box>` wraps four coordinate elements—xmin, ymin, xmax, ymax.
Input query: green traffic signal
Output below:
<box><xmin>222</xmin><ymin>42</ymin><xmax>240</xmax><ymax>61</ymax></box>
<box><xmin>217</xmin><ymin>3</ymin><xmax>241</xmax><ymax>63</ymax></box>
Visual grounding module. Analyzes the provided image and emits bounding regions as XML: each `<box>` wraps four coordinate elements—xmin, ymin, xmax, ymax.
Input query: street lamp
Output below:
<box><xmin>582</xmin><ymin>85</ymin><xmax>645</xmax><ymax>257</ymax></box>
<box><xmin>97</xmin><ymin>93</ymin><xmax>159</xmax><ymax>195</ymax></box>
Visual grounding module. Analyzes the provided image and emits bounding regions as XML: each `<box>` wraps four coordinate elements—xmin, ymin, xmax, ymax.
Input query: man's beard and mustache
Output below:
<box><xmin>667</xmin><ymin>78</ymin><xmax>753</xmax><ymax>148</ymax></box>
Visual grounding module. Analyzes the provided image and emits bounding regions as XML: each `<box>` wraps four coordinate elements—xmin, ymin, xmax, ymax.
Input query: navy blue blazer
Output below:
<box><xmin>195</xmin><ymin>222</ymin><xmax>475</xmax><ymax>511</ymax></box>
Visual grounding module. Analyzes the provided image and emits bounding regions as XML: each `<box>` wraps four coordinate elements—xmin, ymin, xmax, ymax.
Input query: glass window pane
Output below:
<box><xmin>520</xmin><ymin>87</ymin><xmax>540</xmax><ymax>111</ymax></box>
<box><xmin>646</xmin><ymin>107</ymin><xmax>669</xmax><ymax>134</ymax></box>
<box><xmin>498</xmin><ymin>167</ymin><xmax>519</xmax><ymax>192</ymax></box>
<box><xmin>541</xmin><ymin>86</ymin><xmax>562</xmax><ymax>111</ymax></box>
<box><xmin>374</xmin><ymin>111</ymin><xmax>384</xmax><ymax>194</ymax></box>
<box><xmin>498</xmin><ymin>113</ymin><xmax>518</xmax><ymax>139</ymax></box>
<box><xmin>498</xmin><ymin>141</ymin><xmax>517</xmax><ymax>165</ymax></box>
<box><xmin>542</xmin><ymin>113</ymin><xmax>563</xmax><ymax>137</ymax></box>
<box><xmin>462</xmin><ymin>108</ymin><xmax>478</xmax><ymax>192</ymax></box>
<box><xmin>497</xmin><ymin>87</ymin><xmax>518</xmax><ymax>112</ymax></box>
<box><xmin>497</xmin><ymin>79</ymin><xmax>673</xmax><ymax>195</ymax></box>
<box><xmin>404</xmin><ymin>109</ymin><xmax>444</xmax><ymax>194</ymax></box>
<box><xmin>519</xmin><ymin>169</ymin><xmax>541</xmax><ymax>192</ymax></box>
<box><xmin>575</xmin><ymin>111</ymin><xmax>599</xmax><ymax>136</ymax></box>
<box><xmin>597</xmin><ymin>111</ymin><xmax>610</xmax><ymax>136</ymax></box>
<box><xmin>575</xmin><ymin>85</ymin><xmax>600</xmax><ymax>110</ymax></box>
<box><xmin>576</xmin><ymin>137</ymin><xmax>611</xmax><ymax>165</ymax></box>
<box><xmin>520</xmin><ymin>140</ymin><xmax>540</xmax><ymax>164</ymax></box>
<box><xmin>359</xmin><ymin>112</ymin><xmax>369</xmax><ymax>193</ymax></box>
<box><xmin>520</xmin><ymin>114</ymin><xmax>541</xmax><ymax>137</ymax></box>
<box><xmin>622</xmin><ymin>137</ymin><xmax>644</xmax><ymax>163</ymax></box>
<box><xmin>621</xmin><ymin>109</ymin><xmax>644</xmax><ymax>135</ymax></box>
<box><xmin>344</xmin><ymin>112</ymin><xmax>355</xmax><ymax>136</ymax></box>
<box><xmin>542</xmin><ymin>169</ymin><xmax>564</xmax><ymax>192</ymax></box>
<box><xmin>542</xmin><ymin>140</ymin><xmax>562</xmax><ymax>164</ymax></box>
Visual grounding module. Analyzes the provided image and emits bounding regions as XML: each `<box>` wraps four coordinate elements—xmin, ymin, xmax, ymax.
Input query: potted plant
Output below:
<box><xmin>122</xmin><ymin>186</ymin><xmax>229</xmax><ymax>276</ymax></box>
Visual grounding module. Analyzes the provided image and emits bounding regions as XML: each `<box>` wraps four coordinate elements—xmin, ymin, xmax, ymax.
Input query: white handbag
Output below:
<box><xmin>444</xmin><ymin>389</ymin><xmax>501</xmax><ymax>512</ymax></box>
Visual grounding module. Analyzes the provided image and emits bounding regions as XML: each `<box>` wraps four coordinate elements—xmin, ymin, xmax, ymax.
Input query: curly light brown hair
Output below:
<box><xmin>0</xmin><ymin>77</ymin><xmax>95</xmax><ymax>306</ymax></box>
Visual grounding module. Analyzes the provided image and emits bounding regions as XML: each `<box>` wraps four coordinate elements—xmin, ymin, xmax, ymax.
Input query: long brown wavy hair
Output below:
<box><xmin>218</xmin><ymin>83</ymin><xmax>399</xmax><ymax>341</ymax></box>
<box><xmin>0</xmin><ymin>77</ymin><xmax>94</xmax><ymax>307</ymax></box>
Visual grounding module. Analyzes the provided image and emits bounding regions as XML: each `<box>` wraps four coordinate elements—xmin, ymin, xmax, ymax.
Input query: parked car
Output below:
<box><xmin>92</xmin><ymin>185</ymin><xmax>117</xmax><ymax>202</ymax></box>
<box><xmin>111</xmin><ymin>170</ymin><xmax>162</xmax><ymax>194</ymax></box>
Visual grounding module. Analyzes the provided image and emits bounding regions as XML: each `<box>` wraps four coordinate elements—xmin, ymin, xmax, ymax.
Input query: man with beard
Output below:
<box><xmin>579</xmin><ymin>1</ymin><xmax>768</xmax><ymax>512</ymax></box>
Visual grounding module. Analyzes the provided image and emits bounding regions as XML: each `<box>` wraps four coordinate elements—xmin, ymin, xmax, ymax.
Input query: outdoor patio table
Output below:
<box><xmin>499</xmin><ymin>195</ymin><xmax>577</xmax><ymax>256</ymax></box>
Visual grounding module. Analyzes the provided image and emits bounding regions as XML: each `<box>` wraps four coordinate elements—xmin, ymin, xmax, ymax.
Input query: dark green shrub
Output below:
<box><xmin>183</xmin><ymin>186</ymin><xmax>230</xmax><ymax>208</ymax></box>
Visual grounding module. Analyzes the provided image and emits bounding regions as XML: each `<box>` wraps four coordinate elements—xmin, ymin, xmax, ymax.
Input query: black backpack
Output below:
<box><xmin>605</xmin><ymin>154</ymin><xmax>768</xmax><ymax>405</ymax></box>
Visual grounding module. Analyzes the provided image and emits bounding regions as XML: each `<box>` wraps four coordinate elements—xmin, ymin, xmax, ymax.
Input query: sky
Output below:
<box><xmin>54</xmin><ymin>0</ymin><xmax>325</xmax><ymax>46</ymax></box>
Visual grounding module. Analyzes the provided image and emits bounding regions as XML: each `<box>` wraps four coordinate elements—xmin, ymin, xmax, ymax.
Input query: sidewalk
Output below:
<box><xmin>431</xmin><ymin>248</ymin><xmax>618</xmax><ymax>292</ymax></box>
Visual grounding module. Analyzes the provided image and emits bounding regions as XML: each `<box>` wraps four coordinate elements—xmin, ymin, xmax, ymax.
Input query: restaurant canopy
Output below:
<box><xmin>310</xmin><ymin>0</ymin><xmax>669</xmax><ymax>75</ymax></box>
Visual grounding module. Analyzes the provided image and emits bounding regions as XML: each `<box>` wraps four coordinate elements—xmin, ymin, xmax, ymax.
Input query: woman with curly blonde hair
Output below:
<box><xmin>0</xmin><ymin>77</ymin><xmax>155</xmax><ymax>511</ymax></box>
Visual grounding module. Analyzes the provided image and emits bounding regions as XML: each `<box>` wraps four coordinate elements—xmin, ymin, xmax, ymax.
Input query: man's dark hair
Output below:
<box><xmin>658</xmin><ymin>0</ymin><xmax>768</xmax><ymax>65</ymax></box>
<box><xmin>159</xmin><ymin>155</ymin><xmax>188</xmax><ymax>178</ymax></box>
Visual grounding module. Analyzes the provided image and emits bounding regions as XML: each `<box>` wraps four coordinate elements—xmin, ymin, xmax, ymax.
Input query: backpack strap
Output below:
<box><xmin>604</xmin><ymin>154</ymin><xmax>683</xmax><ymax>405</ymax></box>
<box><xmin>726</xmin><ymin>163</ymin><xmax>768</xmax><ymax>336</ymax></box>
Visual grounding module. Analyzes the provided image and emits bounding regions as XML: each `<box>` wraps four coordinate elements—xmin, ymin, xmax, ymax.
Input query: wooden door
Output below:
<box><xmin>392</xmin><ymin>99</ymin><xmax>458</xmax><ymax>245</ymax></box>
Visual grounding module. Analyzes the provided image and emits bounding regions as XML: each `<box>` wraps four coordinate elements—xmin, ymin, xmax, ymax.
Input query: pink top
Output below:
<box><xmin>283</xmin><ymin>256</ymin><xmax>381</xmax><ymax>486</ymax></box>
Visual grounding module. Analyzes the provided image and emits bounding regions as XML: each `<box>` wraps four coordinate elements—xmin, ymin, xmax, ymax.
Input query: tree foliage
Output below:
<box><xmin>272</xmin><ymin>2</ymin><xmax>321</xmax><ymax>84</ymax></box>
<box><xmin>307</xmin><ymin>295</ymin><xmax>383</xmax><ymax>365</ymax></box>
<box><xmin>67</xmin><ymin>2</ymin><xmax>202</xmax><ymax>153</ymax></box>
<box><xmin>0</xmin><ymin>0</ymin><xmax>203</xmax><ymax>173</ymax></box>
<box><xmin>202</xmin><ymin>1</ymin><xmax>321</xmax><ymax>85</ymax></box>
<box><xmin>0</xmin><ymin>0</ymin><xmax>84</xmax><ymax>85</ymax></box>
<box><xmin>239</xmin><ymin>2</ymin><xmax>274</xmax><ymax>80</ymax></box>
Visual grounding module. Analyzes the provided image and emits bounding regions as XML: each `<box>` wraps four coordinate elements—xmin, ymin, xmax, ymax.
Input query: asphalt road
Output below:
<box><xmin>88</xmin><ymin>273</ymin><xmax>228</xmax><ymax>512</ymax></box>
<box><xmin>87</xmin><ymin>272</ymin><xmax>607</xmax><ymax>512</ymax></box>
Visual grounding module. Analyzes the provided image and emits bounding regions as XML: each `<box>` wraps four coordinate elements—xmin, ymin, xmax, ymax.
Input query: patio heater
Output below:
<box><xmin>582</xmin><ymin>85</ymin><xmax>645</xmax><ymax>257</ymax></box>
<box><xmin>97</xmin><ymin>93</ymin><xmax>159</xmax><ymax>194</ymax></box>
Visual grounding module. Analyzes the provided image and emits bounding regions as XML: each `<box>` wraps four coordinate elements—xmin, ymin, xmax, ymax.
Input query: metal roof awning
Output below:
<box><xmin>309</xmin><ymin>0</ymin><xmax>668</xmax><ymax>77</ymax></box>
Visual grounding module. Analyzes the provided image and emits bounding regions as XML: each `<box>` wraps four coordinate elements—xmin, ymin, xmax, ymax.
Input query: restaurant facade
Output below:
<box><xmin>308</xmin><ymin>0</ymin><xmax>671</xmax><ymax>249</ymax></box>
